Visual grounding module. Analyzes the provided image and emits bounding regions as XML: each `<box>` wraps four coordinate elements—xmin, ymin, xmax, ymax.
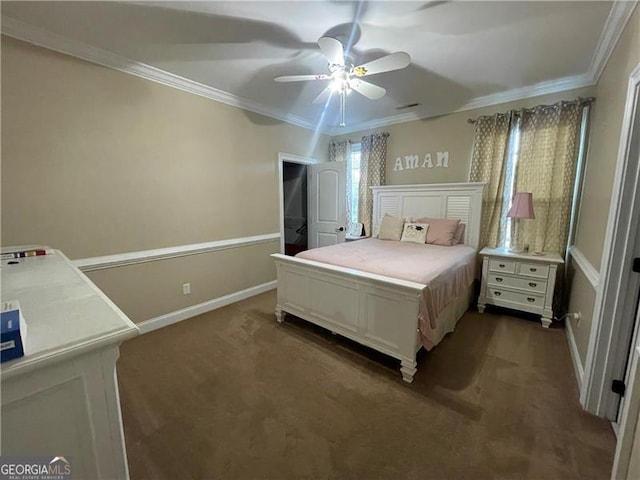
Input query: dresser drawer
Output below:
<box><xmin>486</xmin><ymin>288</ymin><xmax>545</xmax><ymax>308</ymax></box>
<box><xmin>516</xmin><ymin>262</ymin><xmax>550</xmax><ymax>279</ymax></box>
<box><xmin>487</xmin><ymin>272</ymin><xmax>547</xmax><ymax>294</ymax></box>
<box><xmin>488</xmin><ymin>258</ymin><xmax>516</xmax><ymax>274</ymax></box>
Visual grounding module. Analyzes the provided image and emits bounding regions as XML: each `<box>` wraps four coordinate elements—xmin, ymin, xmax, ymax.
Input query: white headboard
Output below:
<box><xmin>371</xmin><ymin>182</ymin><xmax>486</xmax><ymax>250</ymax></box>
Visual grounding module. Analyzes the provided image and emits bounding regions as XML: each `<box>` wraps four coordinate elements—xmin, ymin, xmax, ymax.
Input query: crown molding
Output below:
<box><xmin>326</xmin><ymin>72</ymin><xmax>595</xmax><ymax>135</ymax></box>
<box><xmin>311</xmin><ymin>1</ymin><xmax>640</xmax><ymax>136</ymax></box>
<box><xmin>3</xmin><ymin>1</ymin><xmax>636</xmax><ymax>139</ymax></box>
<box><xmin>587</xmin><ymin>0</ymin><xmax>638</xmax><ymax>84</ymax></box>
<box><xmin>326</xmin><ymin>1</ymin><xmax>637</xmax><ymax>136</ymax></box>
<box><xmin>1</xmin><ymin>16</ymin><xmax>324</xmax><ymax>134</ymax></box>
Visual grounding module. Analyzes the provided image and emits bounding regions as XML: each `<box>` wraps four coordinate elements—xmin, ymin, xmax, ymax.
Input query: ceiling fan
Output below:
<box><xmin>274</xmin><ymin>37</ymin><xmax>411</xmax><ymax>127</ymax></box>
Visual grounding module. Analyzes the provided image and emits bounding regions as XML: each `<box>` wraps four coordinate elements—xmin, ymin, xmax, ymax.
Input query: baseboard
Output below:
<box><xmin>565</xmin><ymin>318</ymin><xmax>585</xmax><ymax>390</ymax></box>
<box><xmin>611</xmin><ymin>420</ymin><xmax>620</xmax><ymax>439</ymax></box>
<box><xmin>137</xmin><ymin>280</ymin><xmax>277</xmax><ymax>334</ymax></box>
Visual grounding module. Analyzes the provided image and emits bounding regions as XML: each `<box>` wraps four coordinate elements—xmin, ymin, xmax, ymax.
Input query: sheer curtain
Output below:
<box><xmin>329</xmin><ymin>140</ymin><xmax>351</xmax><ymax>229</ymax></box>
<box><xmin>469</xmin><ymin>114</ymin><xmax>513</xmax><ymax>248</ymax></box>
<box><xmin>359</xmin><ymin>133</ymin><xmax>389</xmax><ymax>236</ymax></box>
<box><xmin>515</xmin><ymin>102</ymin><xmax>583</xmax><ymax>255</ymax></box>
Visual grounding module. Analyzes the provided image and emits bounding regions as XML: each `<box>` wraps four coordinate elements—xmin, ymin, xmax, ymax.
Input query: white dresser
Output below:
<box><xmin>1</xmin><ymin>249</ymin><xmax>139</xmax><ymax>478</ymax></box>
<box><xmin>477</xmin><ymin>247</ymin><xmax>564</xmax><ymax>327</ymax></box>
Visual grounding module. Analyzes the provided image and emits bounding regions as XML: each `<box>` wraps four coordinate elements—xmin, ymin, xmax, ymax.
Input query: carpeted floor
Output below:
<box><xmin>117</xmin><ymin>291</ymin><xmax>615</xmax><ymax>479</ymax></box>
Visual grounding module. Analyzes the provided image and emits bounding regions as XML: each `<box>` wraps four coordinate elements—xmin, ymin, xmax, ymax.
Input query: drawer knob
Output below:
<box><xmin>499</xmin><ymin>264</ymin><xmax>506</xmax><ymax>268</ymax></box>
<box><xmin>527</xmin><ymin>297</ymin><xmax>536</xmax><ymax>302</ymax></box>
<box><xmin>529</xmin><ymin>282</ymin><xmax>537</xmax><ymax>287</ymax></box>
<box><xmin>530</xmin><ymin>268</ymin><xmax>537</xmax><ymax>272</ymax></box>
<box><xmin>494</xmin><ymin>291</ymin><xmax>502</xmax><ymax>296</ymax></box>
<box><xmin>496</xmin><ymin>277</ymin><xmax>503</xmax><ymax>282</ymax></box>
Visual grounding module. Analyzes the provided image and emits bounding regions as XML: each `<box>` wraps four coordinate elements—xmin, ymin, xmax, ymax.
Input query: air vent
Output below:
<box><xmin>395</xmin><ymin>102</ymin><xmax>421</xmax><ymax>110</ymax></box>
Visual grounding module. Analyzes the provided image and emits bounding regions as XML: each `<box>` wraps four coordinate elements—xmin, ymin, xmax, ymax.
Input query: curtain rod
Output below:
<box><xmin>466</xmin><ymin>96</ymin><xmax>595</xmax><ymax>124</ymax></box>
<box><xmin>335</xmin><ymin>133</ymin><xmax>389</xmax><ymax>144</ymax></box>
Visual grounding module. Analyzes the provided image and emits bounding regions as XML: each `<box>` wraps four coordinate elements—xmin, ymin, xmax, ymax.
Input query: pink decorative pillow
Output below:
<box><xmin>414</xmin><ymin>217</ymin><xmax>461</xmax><ymax>246</ymax></box>
<box><xmin>453</xmin><ymin>223</ymin><xmax>466</xmax><ymax>245</ymax></box>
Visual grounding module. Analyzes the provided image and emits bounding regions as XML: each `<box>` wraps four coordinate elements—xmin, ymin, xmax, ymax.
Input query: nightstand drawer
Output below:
<box><xmin>486</xmin><ymin>288</ymin><xmax>545</xmax><ymax>308</ymax></box>
<box><xmin>516</xmin><ymin>262</ymin><xmax>550</xmax><ymax>279</ymax></box>
<box><xmin>487</xmin><ymin>273</ymin><xmax>547</xmax><ymax>294</ymax></box>
<box><xmin>488</xmin><ymin>258</ymin><xmax>516</xmax><ymax>274</ymax></box>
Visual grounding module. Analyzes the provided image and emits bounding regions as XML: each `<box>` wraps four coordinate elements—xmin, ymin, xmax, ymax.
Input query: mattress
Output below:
<box><xmin>296</xmin><ymin>238</ymin><xmax>476</xmax><ymax>350</ymax></box>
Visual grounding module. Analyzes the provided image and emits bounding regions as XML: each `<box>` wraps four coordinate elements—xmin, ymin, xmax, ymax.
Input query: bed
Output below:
<box><xmin>271</xmin><ymin>182</ymin><xmax>485</xmax><ymax>382</ymax></box>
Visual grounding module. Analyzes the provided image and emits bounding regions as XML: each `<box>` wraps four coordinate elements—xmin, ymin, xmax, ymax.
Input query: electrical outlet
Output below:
<box><xmin>182</xmin><ymin>283</ymin><xmax>191</xmax><ymax>295</ymax></box>
<box><xmin>574</xmin><ymin>312</ymin><xmax>581</xmax><ymax>325</ymax></box>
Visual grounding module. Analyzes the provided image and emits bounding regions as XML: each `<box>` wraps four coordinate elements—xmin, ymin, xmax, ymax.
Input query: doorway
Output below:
<box><xmin>282</xmin><ymin>161</ymin><xmax>308</xmax><ymax>256</ymax></box>
<box><xmin>592</xmin><ymin>62</ymin><xmax>640</xmax><ymax>479</ymax></box>
<box><xmin>583</xmin><ymin>62</ymin><xmax>640</xmax><ymax>421</ymax></box>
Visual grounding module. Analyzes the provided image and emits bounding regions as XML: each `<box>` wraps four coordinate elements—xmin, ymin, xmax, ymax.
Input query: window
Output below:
<box><xmin>494</xmin><ymin>104</ymin><xmax>589</xmax><ymax>252</ymax></box>
<box><xmin>347</xmin><ymin>142</ymin><xmax>361</xmax><ymax>231</ymax></box>
<box><xmin>502</xmin><ymin>119</ymin><xmax>522</xmax><ymax>249</ymax></box>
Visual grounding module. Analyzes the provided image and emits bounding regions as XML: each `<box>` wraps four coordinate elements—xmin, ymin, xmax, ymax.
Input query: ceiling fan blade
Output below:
<box><xmin>353</xmin><ymin>52</ymin><xmax>411</xmax><ymax>77</ymax></box>
<box><xmin>350</xmin><ymin>79</ymin><xmax>386</xmax><ymax>100</ymax></box>
<box><xmin>274</xmin><ymin>74</ymin><xmax>330</xmax><ymax>82</ymax></box>
<box><xmin>418</xmin><ymin>0</ymin><xmax>449</xmax><ymax>10</ymax></box>
<box><xmin>312</xmin><ymin>86</ymin><xmax>334</xmax><ymax>105</ymax></box>
<box><xmin>318</xmin><ymin>36</ymin><xmax>345</xmax><ymax>66</ymax></box>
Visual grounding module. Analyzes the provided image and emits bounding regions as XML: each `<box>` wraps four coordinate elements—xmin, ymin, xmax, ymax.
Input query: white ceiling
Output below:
<box><xmin>1</xmin><ymin>1</ymin><xmax>622</xmax><ymax>134</ymax></box>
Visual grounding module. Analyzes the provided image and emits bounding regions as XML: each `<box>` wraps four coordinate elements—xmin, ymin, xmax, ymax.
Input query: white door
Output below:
<box><xmin>612</xmin><ymin>292</ymin><xmax>640</xmax><ymax>480</ymax></box>
<box><xmin>607</xmin><ymin>80</ymin><xmax>640</xmax><ymax>421</ymax></box>
<box><xmin>308</xmin><ymin>162</ymin><xmax>346</xmax><ymax>249</ymax></box>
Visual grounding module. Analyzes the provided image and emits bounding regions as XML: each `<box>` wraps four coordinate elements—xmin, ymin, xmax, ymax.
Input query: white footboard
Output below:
<box><xmin>271</xmin><ymin>253</ymin><xmax>424</xmax><ymax>382</ymax></box>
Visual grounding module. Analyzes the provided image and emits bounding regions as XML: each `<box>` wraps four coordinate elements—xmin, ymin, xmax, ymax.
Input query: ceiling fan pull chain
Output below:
<box><xmin>340</xmin><ymin>92</ymin><xmax>346</xmax><ymax>127</ymax></box>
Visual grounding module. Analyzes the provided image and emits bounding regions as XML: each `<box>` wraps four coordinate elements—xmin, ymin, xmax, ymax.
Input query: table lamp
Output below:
<box><xmin>507</xmin><ymin>192</ymin><xmax>535</xmax><ymax>253</ymax></box>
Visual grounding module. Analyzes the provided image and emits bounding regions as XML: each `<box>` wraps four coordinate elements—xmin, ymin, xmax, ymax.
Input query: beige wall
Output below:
<box><xmin>574</xmin><ymin>6</ymin><xmax>640</xmax><ymax>269</ymax></box>
<box><xmin>86</xmin><ymin>241</ymin><xmax>278</xmax><ymax>323</ymax></box>
<box><xmin>1</xmin><ymin>36</ymin><xmax>328</xmax><ymax>258</ymax></box>
<box><xmin>2</xmin><ymin>5</ymin><xmax>638</xmax><ymax>333</ymax></box>
<box><xmin>568</xmin><ymin>6</ymin><xmax>640</xmax><ymax>366</ymax></box>
<box><xmin>627</xmin><ymin>408</ymin><xmax>640</xmax><ymax>480</ymax></box>
<box><xmin>567</xmin><ymin>264</ymin><xmax>596</xmax><ymax>365</ymax></box>
<box><xmin>1</xmin><ymin>36</ymin><xmax>328</xmax><ymax>322</ymax></box>
<box><xmin>331</xmin><ymin>87</ymin><xmax>595</xmax><ymax>186</ymax></box>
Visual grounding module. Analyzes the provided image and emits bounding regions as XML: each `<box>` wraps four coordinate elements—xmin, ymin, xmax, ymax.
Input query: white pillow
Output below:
<box><xmin>378</xmin><ymin>214</ymin><xmax>405</xmax><ymax>241</ymax></box>
<box><xmin>400</xmin><ymin>223</ymin><xmax>429</xmax><ymax>244</ymax></box>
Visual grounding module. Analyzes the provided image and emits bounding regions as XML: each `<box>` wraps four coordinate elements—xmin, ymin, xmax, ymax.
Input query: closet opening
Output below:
<box><xmin>282</xmin><ymin>161</ymin><xmax>308</xmax><ymax>256</ymax></box>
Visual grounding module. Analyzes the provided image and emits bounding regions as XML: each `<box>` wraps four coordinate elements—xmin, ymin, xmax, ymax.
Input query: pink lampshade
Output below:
<box><xmin>507</xmin><ymin>192</ymin><xmax>535</xmax><ymax>219</ymax></box>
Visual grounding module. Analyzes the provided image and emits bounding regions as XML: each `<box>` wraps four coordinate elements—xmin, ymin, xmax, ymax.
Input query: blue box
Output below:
<box><xmin>1</xmin><ymin>301</ymin><xmax>26</xmax><ymax>363</ymax></box>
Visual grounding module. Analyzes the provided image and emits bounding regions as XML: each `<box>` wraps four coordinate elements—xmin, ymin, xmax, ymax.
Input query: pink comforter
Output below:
<box><xmin>296</xmin><ymin>238</ymin><xmax>476</xmax><ymax>350</ymax></box>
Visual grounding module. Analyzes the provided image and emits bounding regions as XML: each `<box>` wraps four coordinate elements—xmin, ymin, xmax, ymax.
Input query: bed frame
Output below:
<box><xmin>271</xmin><ymin>182</ymin><xmax>485</xmax><ymax>383</ymax></box>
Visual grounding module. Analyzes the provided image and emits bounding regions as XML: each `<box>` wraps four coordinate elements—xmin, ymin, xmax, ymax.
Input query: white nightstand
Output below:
<box><xmin>477</xmin><ymin>247</ymin><xmax>565</xmax><ymax>328</ymax></box>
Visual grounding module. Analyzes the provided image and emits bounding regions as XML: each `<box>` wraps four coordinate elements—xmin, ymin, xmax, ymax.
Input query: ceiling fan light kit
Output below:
<box><xmin>274</xmin><ymin>36</ymin><xmax>411</xmax><ymax>128</ymax></box>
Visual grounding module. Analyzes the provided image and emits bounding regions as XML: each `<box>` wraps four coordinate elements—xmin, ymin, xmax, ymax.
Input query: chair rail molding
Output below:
<box><xmin>73</xmin><ymin>233</ymin><xmax>280</xmax><ymax>271</ymax></box>
<box><xmin>569</xmin><ymin>246</ymin><xmax>600</xmax><ymax>289</ymax></box>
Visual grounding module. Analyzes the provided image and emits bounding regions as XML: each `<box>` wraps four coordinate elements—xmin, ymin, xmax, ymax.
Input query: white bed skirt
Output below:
<box><xmin>422</xmin><ymin>283</ymin><xmax>474</xmax><ymax>351</ymax></box>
